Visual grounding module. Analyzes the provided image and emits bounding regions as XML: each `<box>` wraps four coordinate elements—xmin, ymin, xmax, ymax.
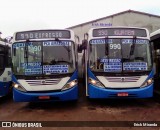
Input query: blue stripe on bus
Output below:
<box><xmin>12</xmin><ymin>74</ymin><xmax>18</xmax><ymax>84</ymax></box>
<box><xmin>146</xmin><ymin>69</ymin><xmax>154</xmax><ymax>80</ymax></box>
<box><xmin>67</xmin><ymin>70</ymin><xmax>78</xmax><ymax>82</ymax></box>
<box><xmin>87</xmin><ymin>68</ymin><xmax>97</xmax><ymax>80</ymax></box>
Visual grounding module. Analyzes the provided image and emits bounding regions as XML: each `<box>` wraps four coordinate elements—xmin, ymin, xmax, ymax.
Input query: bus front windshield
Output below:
<box><xmin>89</xmin><ymin>38</ymin><xmax>152</xmax><ymax>73</ymax></box>
<box><xmin>12</xmin><ymin>40</ymin><xmax>76</xmax><ymax>76</ymax></box>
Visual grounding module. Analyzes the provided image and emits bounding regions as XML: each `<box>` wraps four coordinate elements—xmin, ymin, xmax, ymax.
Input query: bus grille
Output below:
<box><xmin>25</xmin><ymin>79</ymin><xmax>61</xmax><ymax>86</ymax></box>
<box><xmin>105</xmin><ymin>76</ymin><xmax>140</xmax><ymax>82</ymax></box>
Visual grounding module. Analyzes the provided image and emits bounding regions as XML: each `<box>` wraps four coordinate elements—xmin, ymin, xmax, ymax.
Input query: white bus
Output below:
<box><xmin>12</xmin><ymin>29</ymin><xmax>79</xmax><ymax>102</ymax></box>
<box><xmin>0</xmin><ymin>41</ymin><xmax>12</xmax><ymax>97</ymax></box>
<box><xmin>80</xmin><ymin>27</ymin><xmax>153</xmax><ymax>98</ymax></box>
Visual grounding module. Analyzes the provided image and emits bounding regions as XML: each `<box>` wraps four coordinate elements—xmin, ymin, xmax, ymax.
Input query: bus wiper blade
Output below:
<box><xmin>55</xmin><ymin>38</ymin><xmax>71</xmax><ymax>60</ymax></box>
<box><xmin>105</xmin><ymin>36</ymin><xmax>109</xmax><ymax>56</ymax></box>
<box><xmin>129</xmin><ymin>36</ymin><xmax>136</xmax><ymax>60</ymax></box>
<box><xmin>55</xmin><ymin>38</ymin><xmax>71</xmax><ymax>52</ymax></box>
<box><xmin>24</xmin><ymin>39</ymin><xmax>30</xmax><ymax>68</ymax></box>
<box><xmin>104</xmin><ymin>36</ymin><xmax>110</xmax><ymax>71</ymax></box>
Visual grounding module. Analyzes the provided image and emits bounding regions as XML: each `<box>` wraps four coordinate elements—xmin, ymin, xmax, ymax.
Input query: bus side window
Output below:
<box><xmin>5</xmin><ymin>48</ymin><xmax>12</xmax><ymax>67</ymax></box>
<box><xmin>0</xmin><ymin>55</ymin><xmax>4</xmax><ymax>70</ymax></box>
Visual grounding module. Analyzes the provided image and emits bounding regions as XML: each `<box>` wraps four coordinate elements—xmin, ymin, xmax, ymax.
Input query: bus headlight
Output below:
<box><xmin>12</xmin><ymin>83</ymin><xmax>27</xmax><ymax>92</ymax></box>
<box><xmin>88</xmin><ymin>77</ymin><xmax>105</xmax><ymax>88</ymax></box>
<box><xmin>141</xmin><ymin>78</ymin><xmax>153</xmax><ymax>88</ymax></box>
<box><xmin>62</xmin><ymin>79</ymin><xmax>78</xmax><ymax>91</ymax></box>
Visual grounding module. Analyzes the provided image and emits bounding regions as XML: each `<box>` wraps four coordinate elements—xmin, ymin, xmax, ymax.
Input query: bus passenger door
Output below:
<box><xmin>153</xmin><ymin>41</ymin><xmax>160</xmax><ymax>92</ymax></box>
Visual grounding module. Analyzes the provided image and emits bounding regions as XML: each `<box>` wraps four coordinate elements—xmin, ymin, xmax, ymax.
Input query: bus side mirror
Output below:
<box><xmin>82</xmin><ymin>39</ymin><xmax>87</xmax><ymax>50</ymax></box>
<box><xmin>77</xmin><ymin>40</ymin><xmax>88</xmax><ymax>53</ymax></box>
<box><xmin>78</xmin><ymin>44</ymin><xmax>82</xmax><ymax>53</ymax></box>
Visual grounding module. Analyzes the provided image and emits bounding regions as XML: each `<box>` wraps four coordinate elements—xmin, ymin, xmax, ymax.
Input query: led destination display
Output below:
<box><xmin>93</xmin><ymin>28</ymin><xmax>147</xmax><ymax>37</ymax></box>
<box><xmin>15</xmin><ymin>30</ymin><xmax>71</xmax><ymax>40</ymax></box>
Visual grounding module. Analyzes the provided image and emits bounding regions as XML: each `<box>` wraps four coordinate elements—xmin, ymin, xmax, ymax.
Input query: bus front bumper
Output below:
<box><xmin>13</xmin><ymin>85</ymin><xmax>78</xmax><ymax>102</ymax></box>
<box><xmin>88</xmin><ymin>84</ymin><xmax>153</xmax><ymax>99</ymax></box>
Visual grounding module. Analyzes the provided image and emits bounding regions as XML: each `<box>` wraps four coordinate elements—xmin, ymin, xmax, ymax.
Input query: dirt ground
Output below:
<box><xmin>0</xmin><ymin>82</ymin><xmax>160</xmax><ymax>130</ymax></box>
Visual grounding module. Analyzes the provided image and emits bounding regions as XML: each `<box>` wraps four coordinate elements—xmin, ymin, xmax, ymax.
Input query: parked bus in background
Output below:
<box><xmin>0</xmin><ymin>41</ymin><xmax>12</xmax><ymax>97</ymax></box>
<box><xmin>12</xmin><ymin>29</ymin><xmax>79</xmax><ymax>102</ymax></box>
<box><xmin>150</xmin><ymin>29</ymin><xmax>160</xmax><ymax>95</ymax></box>
<box><xmin>79</xmin><ymin>27</ymin><xmax>153</xmax><ymax>99</ymax></box>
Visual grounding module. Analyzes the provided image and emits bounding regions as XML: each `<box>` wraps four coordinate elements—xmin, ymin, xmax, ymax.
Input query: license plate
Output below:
<box><xmin>38</xmin><ymin>96</ymin><xmax>50</xmax><ymax>100</ymax></box>
<box><xmin>117</xmin><ymin>92</ymin><xmax>128</xmax><ymax>97</ymax></box>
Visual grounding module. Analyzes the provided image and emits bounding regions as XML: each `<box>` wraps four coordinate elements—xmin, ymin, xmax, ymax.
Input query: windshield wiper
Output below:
<box><xmin>105</xmin><ymin>37</ymin><xmax>109</xmax><ymax>65</ymax></box>
<box><xmin>102</xmin><ymin>36</ymin><xmax>111</xmax><ymax>71</ymax></box>
<box><xmin>129</xmin><ymin>36</ymin><xmax>136</xmax><ymax>60</ymax></box>
<box><xmin>24</xmin><ymin>39</ymin><xmax>29</xmax><ymax>68</ymax></box>
<box><xmin>55</xmin><ymin>38</ymin><xmax>71</xmax><ymax>60</ymax></box>
<box><xmin>120</xmin><ymin>39</ymin><xmax>124</xmax><ymax>73</ymax></box>
<box><xmin>105</xmin><ymin>36</ymin><xmax>109</xmax><ymax>56</ymax></box>
<box><xmin>122</xmin><ymin>36</ymin><xmax>136</xmax><ymax>62</ymax></box>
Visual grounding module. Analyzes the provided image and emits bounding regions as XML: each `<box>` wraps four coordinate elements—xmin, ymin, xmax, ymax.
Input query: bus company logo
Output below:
<box><xmin>41</xmin><ymin>80</ymin><xmax>46</xmax><ymax>85</ymax></box>
<box><xmin>2</xmin><ymin>122</ymin><xmax>11</xmax><ymax>127</ymax></box>
<box><xmin>121</xmin><ymin>77</ymin><xmax>125</xmax><ymax>82</ymax></box>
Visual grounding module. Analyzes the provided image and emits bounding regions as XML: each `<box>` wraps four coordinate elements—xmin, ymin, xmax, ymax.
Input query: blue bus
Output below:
<box><xmin>150</xmin><ymin>29</ymin><xmax>160</xmax><ymax>95</ymax></box>
<box><xmin>80</xmin><ymin>27</ymin><xmax>153</xmax><ymax>98</ymax></box>
<box><xmin>12</xmin><ymin>29</ymin><xmax>79</xmax><ymax>102</ymax></box>
<box><xmin>0</xmin><ymin>41</ymin><xmax>12</xmax><ymax>97</ymax></box>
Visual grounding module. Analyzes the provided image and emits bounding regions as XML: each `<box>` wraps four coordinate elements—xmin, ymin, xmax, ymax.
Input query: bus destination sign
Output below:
<box><xmin>15</xmin><ymin>30</ymin><xmax>71</xmax><ymax>40</ymax></box>
<box><xmin>93</xmin><ymin>28</ymin><xmax>147</xmax><ymax>37</ymax></box>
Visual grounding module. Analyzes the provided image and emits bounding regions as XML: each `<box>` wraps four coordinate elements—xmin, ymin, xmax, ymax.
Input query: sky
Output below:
<box><xmin>0</xmin><ymin>0</ymin><xmax>160</xmax><ymax>37</ymax></box>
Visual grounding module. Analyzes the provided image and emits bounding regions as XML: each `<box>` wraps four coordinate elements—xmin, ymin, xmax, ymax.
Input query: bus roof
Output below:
<box><xmin>150</xmin><ymin>29</ymin><xmax>160</xmax><ymax>41</ymax></box>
